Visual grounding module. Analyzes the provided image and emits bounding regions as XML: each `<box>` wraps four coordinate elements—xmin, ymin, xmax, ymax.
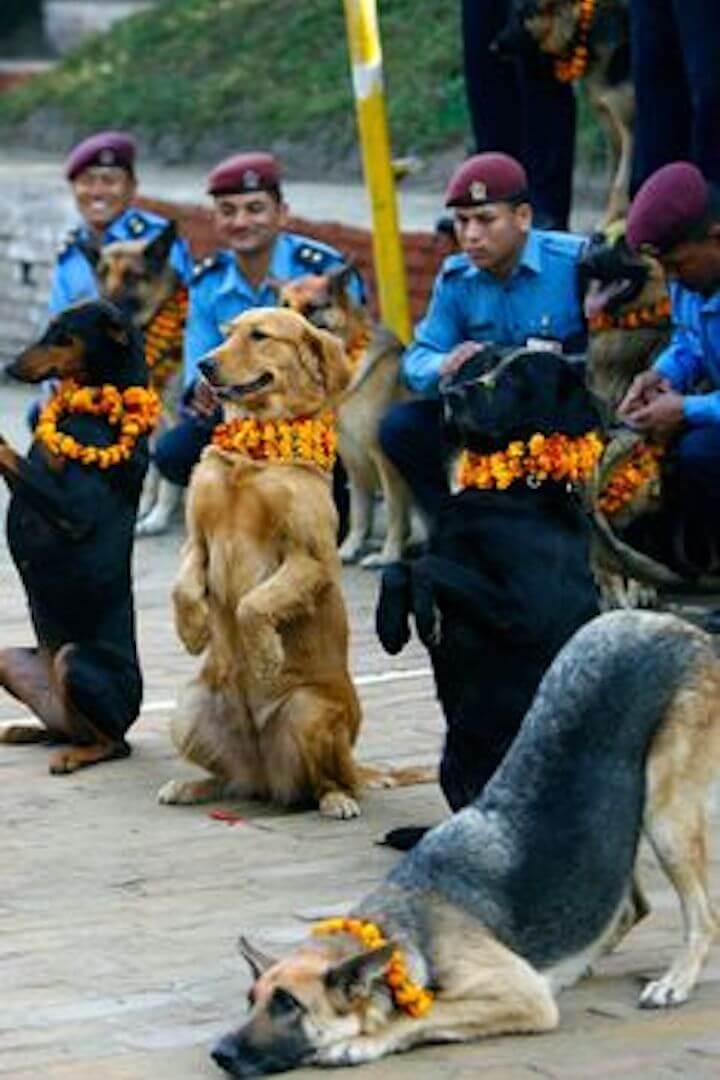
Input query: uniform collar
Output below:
<box><xmin>73</xmin><ymin>206</ymin><xmax>140</xmax><ymax>244</ymax></box>
<box><xmin>217</xmin><ymin>233</ymin><xmax>290</xmax><ymax>298</ymax></box>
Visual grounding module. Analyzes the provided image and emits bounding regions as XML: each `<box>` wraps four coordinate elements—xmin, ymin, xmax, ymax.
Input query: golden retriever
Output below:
<box><xmin>157</xmin><ymin>308</ymin><xmax>424</xmax><ymax>818</ymax></box>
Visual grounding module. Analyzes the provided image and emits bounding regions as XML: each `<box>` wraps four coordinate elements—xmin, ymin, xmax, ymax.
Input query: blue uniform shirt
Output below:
<box><xmin>184</xmin><ymin>231</ymin><xmax>364</xmax><ymax>386</ymax></box>
<box><xmin>654</xmin><ymin>281</ymin><xmax>720</xmax><ymax>426</ymax></box>
<box><xmin>49</xmin><ymin>206</ymin><xmax>193</xmax><ymax>313</ymax></box>
<box><xmin>402</xmin><ymin>229</ymin><xmax>587</xmax><ymax>396</ymax></box>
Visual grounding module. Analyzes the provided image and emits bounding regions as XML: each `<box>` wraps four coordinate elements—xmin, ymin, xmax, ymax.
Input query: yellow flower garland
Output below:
<box><xmin>144</xmin><ymin>286</ymin><xmax>188</xmax><ymax>392</ymax></box>
<box><xmin>211</xmin><ymin>412</ymin><xmax>337</xmax><ymax>471</ymax></box>
<box><xmin>457</xmin><ymin>431</ymin><xmax>604</xmax><ymax>491</ymax></box>
<box><xmin>597</xmin><ymin>441</ymin><xmax>665</xmax><ymax>516</ymax></box>
<box><xmin>554</xmin><ymin>0</ymin><xmax>596</xmax><ymax>82</ymax></box>
<box><xmin>313</xmin><ymin>917</ymin><xmax>434</xmax><ymax>1019</ymax></box>
<box><xmin>35</xmin><ymin>381</ymin><xmax>161</xmax><ymax>469</ymax></box>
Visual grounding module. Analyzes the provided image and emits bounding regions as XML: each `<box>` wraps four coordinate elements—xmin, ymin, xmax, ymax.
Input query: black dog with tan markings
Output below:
<box><xmin>0</xmin><ymin>301</ymin><xmax>150</xmax><ymax>773</ymax></box>
<box><xmin>211</xmin><ymin>609</ymin><xmax>720</xmax><ymax>1075</ymax></box>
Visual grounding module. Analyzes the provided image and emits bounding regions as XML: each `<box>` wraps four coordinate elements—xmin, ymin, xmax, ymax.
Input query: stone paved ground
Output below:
<box><xmin>1</xmin><ymin>381</ymin><xmax>719</xmax><ymax>1079</ymax></box>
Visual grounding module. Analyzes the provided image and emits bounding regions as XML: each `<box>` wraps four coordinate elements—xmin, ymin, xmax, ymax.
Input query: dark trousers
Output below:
<box><xmin>154</xmin><ymin>414</ymin><xmax>350</xmax><ymax>540</ymax></box>
<box><xmin>668</xmin><ymin>424</ymin><xmax>720</xmax><ymax>567</ymax></box>
<box><xmin>462</xmin><ymin>0</ymin><xmax>576</xmax><ymax>228</ymax></box>
<box><xmin>379</xmin><ymin>400</ymin><xmax>450</xmax><ymax>523</ymax></box>
<box><xmin>630</xmin><ymin>0</ymin><xmax>720</xmax><ymax>191</ymax></box>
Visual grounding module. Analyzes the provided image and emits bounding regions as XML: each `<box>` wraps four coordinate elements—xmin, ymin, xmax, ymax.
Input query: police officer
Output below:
<box><xmin>379</xmin><ymin>152</ymin><xmax>586</xmax><ymax>522</ymax></box>
<box><xmin>51</xmin><ymin>130</ymin><xmax>192</xmax><ymax>312</ymax></box>
<box><xmin>620</xmin><ymin>162</ymin><xmax>720</xmax><ymax>576</ymax></box>
<box><xmin>630</xmin><ymin>0</ymin><xmax>720</xmax><ymax>192</ymax></box>
<box><xmin>154</xmin><ymin>151</ymin><xmax>363</xmax><ymax>496</ymax></box>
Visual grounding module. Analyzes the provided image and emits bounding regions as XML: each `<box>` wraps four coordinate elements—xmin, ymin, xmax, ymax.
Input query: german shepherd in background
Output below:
<box><xmin>96</xmin><ymin>222</ymin><xmax>186</xmax><ymax>537</ymax></box>
<box><xmin>211</xmin><ymin>610</ymin><xmax>720</xmax><ymax>1075</ymax></box>
<box><xmin>279</xmin><ymin>268</ymin><xmax>416</xmax><ymax>568</ymax></box>
<box><xmin>495</xmin><ymin>0</ymin><xmax>633</xmax><ymax>226</ymax></box>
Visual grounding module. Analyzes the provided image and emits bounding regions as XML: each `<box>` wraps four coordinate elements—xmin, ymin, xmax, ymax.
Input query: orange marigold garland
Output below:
<box><xmin>212</xmin><ymin>412</ymin><xmax>337</xmax><ymax>472</ymax></box>
<box><xmin>457</xmin><ymin>431</ymin><xmax>604</xmax><ymax>492</ymax></box>
<box><xmin>596</xmin><ymin>441</ymin><xmax>665</xmax><ymax>516</ymax></box>
<box><xmin>35</xmin><ymin>381</ymin><xmax>161</xmax><ymax>469</ymax></box>
<box><xmin>554</xmin><ymin>0</ymin><xmax>596</xmax><ymax>82</ymax></box>
<box><xmin>313</xmin><ymin>917</ymin><xmax>434</xmax><ymax>1019</ymax></box>
<box><xmin>144</xmin><ymin>287</ymin><xmax>188</xmax><ymax>391</ymax></box>
<box><xmin>588</xmin><ymin>297</ymin><xmax>672</xmax><ymax>334</ymax></box>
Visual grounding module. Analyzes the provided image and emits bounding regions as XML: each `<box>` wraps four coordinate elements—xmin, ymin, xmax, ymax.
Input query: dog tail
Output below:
<box><xmin>356</xmin><ymin>762</ymin><xmax>436</xmax><ymax>789</ymax></box>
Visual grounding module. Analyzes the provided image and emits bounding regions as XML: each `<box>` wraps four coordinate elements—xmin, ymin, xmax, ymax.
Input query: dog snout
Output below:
<box><xmin>211</xmin><ymin>1034</ymin><xmax>261</xmax><ymax>1077</ymax></box>
<box><xmin>198</xmin><ymin>356</ymin><xmax>218</xmax><ymax>382</ymax></box>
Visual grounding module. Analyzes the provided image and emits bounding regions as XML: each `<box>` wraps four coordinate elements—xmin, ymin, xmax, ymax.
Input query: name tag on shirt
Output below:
<box><xmin>525</xmin><ymin>336</ymin><xmax>563</xmax><ymax>354</ymax></box>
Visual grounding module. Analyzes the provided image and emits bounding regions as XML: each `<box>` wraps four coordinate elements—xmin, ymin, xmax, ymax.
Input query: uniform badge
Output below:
<box><xmin>129</xmin><ymin>215</ymin><xmax>146</xmax><ymax>236</ymax></box>
<box><xmin>243</xmin><ymin>169</ymin><xmax>260</xmax><ymax>190</ymax></box>
<box><xmin>470</xmin><ymin>180</ymin><xmax>487</xmax><ymax>202</ymax></box>
<box><xmin>98</xmin><ymin>148</ymin><xmax>116</xmax><ymax>166</ymax></box>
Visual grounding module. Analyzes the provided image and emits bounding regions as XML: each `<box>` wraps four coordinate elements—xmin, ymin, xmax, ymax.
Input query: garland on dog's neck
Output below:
<box><xmin>457</xmin><ymin>431</ymin><xmax>604</xmax><ymax>491</ymax></box>
<box><xmin>35</xmin><ymin>381</ymin><xmax>161</xmax><ymax>469</ymax></box>
<box><xmin>211</xmin><ymin>412</ymin><xmax>337</xmax><ymax>472</ymax></box>
<box><xmin>587</xmin><ymin>296</ymin><xmax>671</xmax><ymax>334</ymax></box>
<box><xmin>554</xmin><ymin>0</ymin><xmax>596</xmax><ymax>82</ymax></box>
<box><xmin>313</xmin><ymin>917</ymin><xmax>434</xmax><ymax>1019</ymax></box>
<box><xmin>144</xmin><ymin>287</ymin><xmax>188</xmax><ymax>391</ymax></box>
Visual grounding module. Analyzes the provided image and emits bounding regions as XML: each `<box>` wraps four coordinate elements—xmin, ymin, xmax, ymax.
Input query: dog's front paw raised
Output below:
<box><xmin>639</xmin><ymin>974</ymin><xmax>690</xmax><ymax>1009</ymax></box>
<box><xmin>173</xmin><ymin>592</ymin><xmax>211</xmax><ymax>655</ymax></box>
<box><xmin>237</xmin><ymin>604</ymin><xmax>285</xmax><ymax>684</ymax></box>
<box><xmin>319</xmin><ymin>790</ymin><xmax>361</xmax><ymax>819</ymax></box>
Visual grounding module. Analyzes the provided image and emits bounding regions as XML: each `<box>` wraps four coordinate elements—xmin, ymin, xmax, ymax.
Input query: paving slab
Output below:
<box><xmin>1</xmin><ymin>380</ymin><xmax>718</xmax><ymax>1079</ymax></box>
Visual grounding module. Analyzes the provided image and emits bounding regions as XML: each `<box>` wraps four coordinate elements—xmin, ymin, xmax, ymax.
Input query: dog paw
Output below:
<box><xmin>639</xmin><ymin>976</ymin><xmax>690</xmax><ymax>1009</ymax></box>
<box><xmin>0</xmin><ymin>722</ymin><xmax>48</xmax><ymax>744</ymax></box>
<box><xmin>237</xmin><ymin>606</ymin><xmax>285</xmax><ymax>684</ymax></box>
<box><xmin>173</xmin><ymin>596</ymin><xmax>211</xmax><ymax>655</ymax></box>
<box><xmin>319</xmin><ymin>791</ymin><xmax>361</xmax><ymax>819</ymax></box>
<box><xmin>157</xmin><ymin>778</ymin><xmax>218</xmax><ymax>805</ymax></box>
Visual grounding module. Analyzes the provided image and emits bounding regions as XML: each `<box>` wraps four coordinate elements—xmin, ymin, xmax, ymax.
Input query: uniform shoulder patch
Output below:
<box><xmin>57</xmin><ymin>227</ymin><xmax>82</xmax><ymax>258</ymax></box>
<box><xmin>296</xmin><ymin>243</ymin><xmax>334</xmax><ymax>271</ymax></box>
<box><xmin>192</xmin><ymin>253</ymin><xmax>221</xmax><ymax>281</ymax></box>
<box><xmin>127</xmin><ymin>212</ymin><xmax>149</xmax><ymax>237</ymax></box>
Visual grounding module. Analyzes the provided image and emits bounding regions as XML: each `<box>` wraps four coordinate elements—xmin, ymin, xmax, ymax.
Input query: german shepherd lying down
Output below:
<box><xmin>0</xmin><ymin>302</ymin><xmax>148</xmax><ymax>772</ymax></box>
<box><xmin>96</xmin><ymin>222</ymin><xmax>186</xmax><ymax>537</ymax></box>
<box><xmin>279</xmin><ymin>268</ymin><xmax>414</xmax><ymax>568</ymax></box>
<box><xmin>212</xmin><ymin>610</ymin><xmax>720</xmax><ymax>1075</ymax></box>
<box><xmin>378</xmin><ymin>348</ymin><xmax>600</xmax><ymax>836</ymax></box>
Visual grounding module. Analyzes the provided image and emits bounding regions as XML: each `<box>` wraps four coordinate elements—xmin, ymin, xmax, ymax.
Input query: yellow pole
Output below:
<box><xmin>342</xmin><ymin>0</ymin><xmax>412</xmax><ymax>343</ymax></box>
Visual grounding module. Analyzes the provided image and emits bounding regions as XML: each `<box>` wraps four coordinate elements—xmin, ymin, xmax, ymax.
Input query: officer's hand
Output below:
<box><xmin>439</xmin><ymin>341</ymin><xmax>486</xmax><ymax>379</ymax></box>
<box><xmin>623</xmin><ymin>389</ymin><xmax>685</xmax><ymax>435</ymax></box>
<box><xmin>617</xmin><ymin>370</ymin><xmax>667</xmax><ymax>419</ymax></box>
<box><xmin>188</xmin><ymin>379</ymin><xmax>220</xmax><ymax>420</ymax></box>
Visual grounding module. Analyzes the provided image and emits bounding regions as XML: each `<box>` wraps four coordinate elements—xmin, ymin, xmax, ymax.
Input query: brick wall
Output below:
<box><xmin>137</xmin><ymin>195</ymin><xmax>443</xmax><ymax>323</ymax></box>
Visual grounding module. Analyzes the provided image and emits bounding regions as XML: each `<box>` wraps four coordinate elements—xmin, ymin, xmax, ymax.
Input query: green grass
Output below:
<box><xmin>0</xmin><ymin>0</ymin><xmax>603</xmax><ymax>170</ymax></box>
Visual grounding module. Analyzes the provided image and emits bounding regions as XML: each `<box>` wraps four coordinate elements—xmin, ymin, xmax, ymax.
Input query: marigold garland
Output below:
<box><xmin>313</xmin><ymin>917</ymin><xmax>434</xmax><ymax>1019</ymax></box>
<box><xmin>211</xmin><ymin>412</ymin><xmax>337</xmax><ymax>471</ymax></box>
<box><xmin>457</xmin><ymin>431</ymin><xmax>604</xmax><ymax>492</ymax></box>
<box><xmin>554</xmin><ymin>0</ymin><xmax>596</xmax><ymax>82</ymax></box>
<box><xmin>588</xmin><ymin>297</ymin><xmax>672</xmax><ymax>334</ymax></box>
<box><xmin>35</xmin><ymin>381</ymin><xmax>161</xmax><ymax>469</ymax></box>
<box><xmin>144</xmin><ymin>287</ymin><xmax>188</xmax><ymax>391</ymax></box>
<box><xmin>596</xmin><ymin>441</ymin><xmax>665</xmax><ymax>516</ymax></box>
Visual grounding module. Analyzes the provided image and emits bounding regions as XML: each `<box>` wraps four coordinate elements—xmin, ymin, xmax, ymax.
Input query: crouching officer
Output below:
<box><xmin>154</xmin><ymin>151</ymin><xmax>363</xmax><ymax>505</ymax></box>
<box><xmin>620</xmin><ymin>162</ymin><xmax>720</xmax><ymax>577</ymax></box>
<box><xmin>51</xmin><ymin>130</ymin><xmax>192</xmax><ymax>312</ymax></box>
<box><xmin>379</xmin><ymin>152</ymin><xmax>586</xmax><ymax>522</ymax></box>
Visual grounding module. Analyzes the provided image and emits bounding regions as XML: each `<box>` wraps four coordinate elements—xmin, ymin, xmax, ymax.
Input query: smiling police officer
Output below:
<box><xmin>51</xmin><ymin>130</ymin><xmax>192</xmax><ymax>312</ymax></box>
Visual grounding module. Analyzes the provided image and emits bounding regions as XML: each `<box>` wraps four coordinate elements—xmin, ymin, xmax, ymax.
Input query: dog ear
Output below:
<box><xmin>324</xmin><ymin>943</ymin><xmax>395</xmax><ymax>1004</ymax></box>
<box><xmin>144</xmin><ymin>221</ymin><xmax>178</xmax><ymax>271</ymax></box>
<box><xmin>325</xmin><ymin>263</ymin><xmax>356</xmax><ymax>299</ymax></box>
<box><xmin>302</xmin><ymin>322</ymin><xmax>351</xmax><ymax>399</ymax></box>
<box><xmin>237</xmin><ymin>936</ymin><xmax>278</xmax><ymax>980</ymax></box>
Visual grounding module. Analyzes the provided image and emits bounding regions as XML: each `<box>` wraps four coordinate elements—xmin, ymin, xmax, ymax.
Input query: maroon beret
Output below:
<box><xmin>207</xmin><ymin>152</ymin><xmax>281</xmax><ymax>197</ymax></box>
<box><xmin>626</xmin><ymin>162</ymin><xmax>710</xmax><ymax>254</ymax></box>
<box><xmin>445</xmin><ymin>152</ymin><xmax>529</xmax><ymax>208</ymax></box>
<box><xmin>65</xmin><ymin>131</ymin><xmax>137</xmax><ymax>181</ymax></box>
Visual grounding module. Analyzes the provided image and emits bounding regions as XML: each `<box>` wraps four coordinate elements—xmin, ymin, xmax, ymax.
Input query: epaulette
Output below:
<box><xmin>126</xmin><ymin>212</ymin><xmax>150</xmax><ymax>238</ymax></box>
<box><xmin>296</xmin><ymin>243</ymin><xmax>334</xmax><ymax>272</ymax></box>
<box><xmin>57</xmin><ymin>227</ymin><xmax>82</xmax><ymax>258</ymax></box>
<box><xmin>192</xmin><ymin>253</ymin><xmax>222</xmax><ymax>281</ymax></box>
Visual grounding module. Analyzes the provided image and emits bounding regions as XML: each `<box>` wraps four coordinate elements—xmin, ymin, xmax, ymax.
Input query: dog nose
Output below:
<box><xmin>198</xmin><ymin>357</ymin><xmax>217</xmax><ymax>380</ymax></box>
<box><xmin>211</xmin><ymin>1035</ymin><xmax>239</xmax><ymax>1073</ymax></box>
